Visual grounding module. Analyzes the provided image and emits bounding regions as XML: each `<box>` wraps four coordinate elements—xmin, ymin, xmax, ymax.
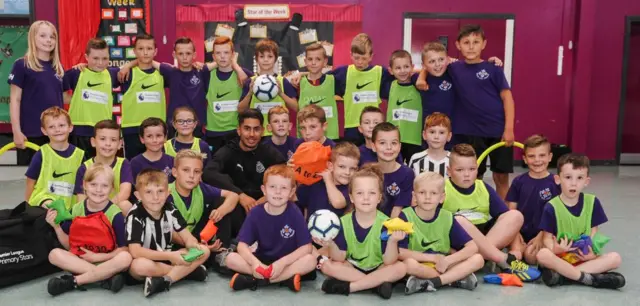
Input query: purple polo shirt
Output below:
<box><xmin>8</xmin><ymin>58</ymin><xmax>64</xmax><ymax>137</ymax></box>
<box><xmin>447</xmin><ymin>61</ymin><xmax>510</xmax><ymax>137</ymax></box>
<box><xmin>380</xmin><ymin>165</ymin><xmax>415</xmax><ymax>216</ymax></box>
<box><xmin>262</xmin><ymin>136</ymin><xmax>303</xmax><ymax>161</ymax></box>
<box><xmin>358</xmin><ymin>144</ymin><xmax>403</xmax><ymax>167</ymax></box>
<box><xmin>237</xmin><ymin>203</ymin><xmax>311</xmax><ymax>262</ymax></box>
<box><xmin>130</xmin><ymin>153</ymin><xmax>174</xmax><ymax>182</ymax></box>
<box><xmin>421</xmin><ymin>72</ymin><xmax>456</xmax><ymax>123</ymax></box>
<box><xmin>506</xmin><ymin>173</ymin><xmax>561</xmax><ymax>241</ymax></box>
<box><xmin>159</xmin><ymin>64</ymin><xmax>210</xmax><ymax>124</ymax></box>
<box><xmin>296</xmin><ymin>180</ymin><xmax>350</xmax><ymax>218</ymax></box>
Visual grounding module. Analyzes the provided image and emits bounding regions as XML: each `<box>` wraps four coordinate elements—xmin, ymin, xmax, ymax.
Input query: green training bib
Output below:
<box><xmin>387</xmin><ymin>80</ymin><xmax>423</xmax><ymax>145</ymax></box>
<box><xmin>341</xmin><ymin>211</ymin><xmax>388</xmax><ymax>271</ymax></box>
<box><xmin>442</xmin><ymin>180</ymin><xmax>491</xmax><ymax>225</ymax></box>
<box><xmin>121</xmin><ymin>67</ymin><xmax>166</xmax><ymax>128</ymax></box>
<box><xmin>29</xmin><ymin>144</ymin><xmax>85</xmax><ymax>210</ymax></box>
<box><xmin>206</xmin><ymin>69</ymin><xmax>242</xmax><ymax>133</ymax></box>
<box><xmin>550</xmin><ymin>194</ymin><xmax>594</xmax><ymax>239</ymax></box>
<box><xmin>402</xmin><ymin>207</ymin><xmax>452</xmax><ymax>254</ymax></box>
<box><xmin>343</xmin><ymin>65</ymin><xmax>382</xmax><ymax>128</ymax></box>
<box><xmin>69</xmin><ymin>69</ymin><xmax>113</xmax><ymax>127</ymax></box>
<box><xmin>169</xmin><ymin>183</ymin><xmax>204</xmax><ymax>232</ymax></box>
<box><xmin>298</xmin><ymin>75</ymin><xmax>339</xmax><ymax>139</ymax></box>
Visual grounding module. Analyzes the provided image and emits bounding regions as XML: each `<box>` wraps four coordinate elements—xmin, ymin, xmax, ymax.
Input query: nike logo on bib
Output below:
<box><xmin>141</xmin><ymin>83</ymin><xmax>157</xmax><ymax>90</ymax></box>
<box><xmin>309</xmin><ymin>98</ymin><xmax>325</xmax><ymax>104</ymax></box>
<box><xmin>52</xmin><ymin>171</ymin><xmax>72</xmax><ymax>179</ymax></box>
<box><xmin>396</xmin><ymin>99</ymin><xmax>411</xmax><ymax>106</ymax></box>
<box><xmin>421</xmin><ymin>239</ymin><xmax>439</xmax><ymax>249</ymax></box>
<box><xmin>349</xmin><ymin>254</ymin><xmax>368</xmax><ymax>262</ymax></box>
<box><xmin>356</xmin><ymin>81</ymin><xmax>372</xmax><ymax>90</ymax></box>
<box><xmin>216</xmin><ymin>92</ymin><xmax>231</xmax><ymax>99</ymax></box>
<box><xmin>87</xmin><ymin>81</ymin><xmax>103</xmax><ymax>87</ymax></box>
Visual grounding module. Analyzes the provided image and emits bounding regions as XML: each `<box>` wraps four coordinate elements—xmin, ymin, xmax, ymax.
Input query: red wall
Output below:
<box><xmin>33</xmin><ymin>0</ymin><xmax>57</xmax><ymax>25</ymax></box>
<box><xmin>585</xmin><ymin>0</ymin><xmax>640</xmax><ymax>160</ymax></box>
<box><xmin>34</xmin><ymin>0</ymin><xmax>640</xmax><ymax>161</ymax></box>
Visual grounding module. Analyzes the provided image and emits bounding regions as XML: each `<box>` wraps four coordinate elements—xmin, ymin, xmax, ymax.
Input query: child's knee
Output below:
<box><xmin>469</xmin><ymin>253</ymin><xmax>485</xmax><ymax>269</ymax></box>
<box><xmin>500</xmin><ymin>210</ymin><xmax>523</xmax><ymax>226</ymax></box>
<box><xmin>130</xmin><ymin>258</ymin><xmax>155</xmax><ymax>276</ymax></box>
<box><xmin>606</xmin><ymin>252</ymin><xmax>622</xmax><ymax>268</ymax></box>
<box><xmin>196</xmin><ymin>247</ymin><xmax>211</xmax><ymax>263</ymax></box>
<box><xmin>320</xmin><ymin>260</ymin><xmax>336</xmax><ymax>275</ymax></box>
<box><xmin>224</xmin><ymin>252</ymin><xmax>244</xmax><ymax>269</ymax></box>
<box><xmin>48</xmin><ymin>248</ymin><xmax>67</xmax><ymax>264</ymax></box>
<box><xmin>536</xmin><ymin>248</ymin><xmax>554</xmax><ymax>264</ymax></box>
<box><xmin>403</xmin><ymin>258</ymin><xmax>420</xmax><ymax>271</ymax></box>
<box><xmin>113</xmin><ymin>251</ymin><xmax>133</xmax><ymax>268</ymax></box>
<box><xmin>392</xmin><ymin>261</ymin><xmax>407</xmax><ymax>277</ymax></box>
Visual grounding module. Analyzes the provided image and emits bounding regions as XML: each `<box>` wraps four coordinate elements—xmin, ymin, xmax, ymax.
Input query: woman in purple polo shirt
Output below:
<box><xmin>9</xmin><ymin>20</ymin><xmax>64</xmax><ymax>165</ymax></box>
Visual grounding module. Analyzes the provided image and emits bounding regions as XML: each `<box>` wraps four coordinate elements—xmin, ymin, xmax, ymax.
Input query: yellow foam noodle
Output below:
<box><xmin>0</xmin><ymin>142</ymin><xmax>40</xmax><ymax>156</ymax></box>
<box><xmin>383</xmin><ymin>218</ymin><xmax>414</xmax><ymax>234</ymax></box>
<box><xmin>477</xmin><ymin>141</ymin><xmax>524</xmax><ymax>166</ymax></box>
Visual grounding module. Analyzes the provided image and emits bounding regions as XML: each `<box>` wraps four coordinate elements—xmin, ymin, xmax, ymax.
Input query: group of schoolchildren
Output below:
<box><xmin>11</xmin><ymin>20</ymin><xmax>625</xmax><ymax>299</ymax></box>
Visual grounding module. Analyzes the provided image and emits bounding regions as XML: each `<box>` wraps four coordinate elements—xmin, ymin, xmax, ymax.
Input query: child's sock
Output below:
<box><xmin>498</xmin><ymin>253</ymin><xmax>518</xmax><ymax>270</ymax></box>
<box><xmin>163</xmin><ymin>275</ymin><xmax>173</xmax><ymax>285</ymax></box>
<box><xmin>578</xmin><ymin>272</ymin><xmax>593</xmax><ymax>286</ymax></box>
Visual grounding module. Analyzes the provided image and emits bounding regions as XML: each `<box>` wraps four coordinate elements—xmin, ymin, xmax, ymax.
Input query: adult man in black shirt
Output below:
<box><xmin>203</xmin><ymin>108</ymin><xmax>286</xmax><ymax>237</ymax></box>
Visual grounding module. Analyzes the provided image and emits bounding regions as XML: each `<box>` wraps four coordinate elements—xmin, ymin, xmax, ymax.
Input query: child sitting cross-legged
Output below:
<box><xmin>126</xmin><ymin>169</ymin><xmax>210</xmax><ymax>298</ymax></box>
<box><xmin>400</xmin><ymin>172</ymin><xmax>484</xmax><ymax>294</ymax></box>
<box><xmin>225</xmin><ymin>164</ymin><xmax>317</xmax><ymax>292</ymax></box>
<box><xmin>318</xmin><ymin>164</ymin><xmax>407</xmax><ymax>300</ymax></box>
<box><xmin>45</xmin><ymin>163</ymin><xmax>132</xmax><ymax>296</ymax></box>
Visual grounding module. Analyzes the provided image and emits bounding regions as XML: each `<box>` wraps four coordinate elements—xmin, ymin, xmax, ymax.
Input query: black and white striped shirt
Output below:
<box><xmin>125</xmin><ymin>202</ymin><xmax>186</xmax><ymax>252</ymax></box>
<box><xmin>408</xmin><ymin>151</ymin><xmax>450</xmax><ymax>178</ymax></box>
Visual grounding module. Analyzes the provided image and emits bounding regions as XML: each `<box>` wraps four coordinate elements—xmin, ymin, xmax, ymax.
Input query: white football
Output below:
<box><xmin>252</xmin><ymin>74</ymin><xmax>279</xmax><ymax>102</ymax></box>
<box><xmin>308</xmin><ymin>209</ymin><xmax>341</xmax><ymax>240</ymax></box>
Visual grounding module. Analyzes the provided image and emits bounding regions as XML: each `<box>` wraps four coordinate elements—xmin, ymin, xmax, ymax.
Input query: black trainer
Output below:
<box><xmin>47</xmin><ymin>274</ymin><xmax>76</xmax><ymax>296</ymax></box>
<box><xmin>542</xmin><ymin>268</ymin><xmax>566</xmax><ymax>287</ymax></box>
<box><xmin>100</xmin><ymin>273</ymin><xmax>125</xmax><ymax>293</ymax></box>
<box><xmin>282</xmin><ymin>274</ymin><xmax>301</xmax><ymax>292</ymax></box>
<box><xmin>300</xmin><ymin>270</ymin><xmax>317</xmax><ymax>281</ymax></box>
<box><xmin>592</xmin><ymin>272</ymin><xmax>626</xmax><ymax>289</ymax></box>
<box><xmin>229</xmin><ymin>273</ymin><xmax>258</xmax><ymax>291</ymax></box>
<box><xmin>186</xmin><ymin>265</ymin><xmax>208</xmax><ymax>282</ymax></box>
<box><xmin>144</xmin><ymin>277</ymin><xmax>170</xmax><ymax>297</ymax></box>
<box><xmin>373</xmin><ymin>282</ymin><xmax>393</xmax><ymax>299</ymax></box>
<box><xmin>321</xmin><ymin>277</ymin><xmax>350</xmax><ymax>296</ymax></box>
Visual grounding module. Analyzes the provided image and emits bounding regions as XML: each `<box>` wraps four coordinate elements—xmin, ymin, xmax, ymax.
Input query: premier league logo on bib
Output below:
<box><xmin>215</xmin><ymin>103</ymin><xmax>222</xmax><ymax>112</ymax></box>
<box><xmin>439</xmin><ymin>80</ymin><xmax>452</xmax><ymax>91</ymax></box>
<box><xmin>256</xmin><ymin>161</ymin><xmax>265</xmax><ymax>173</ymax></box>
<box><xmin>387</xmin><ymin>182</ymin><xmax>400</xmax><ymax>196</ymax></box>
<box><xmin>280</xmin><ymin>225</ymin><xmax>295</xmax><ymax>239</ymax></box>
<box><xmin>476</xmin><ymin>69</ymin><xmax>490</xmax><ymax>80</ymax></box>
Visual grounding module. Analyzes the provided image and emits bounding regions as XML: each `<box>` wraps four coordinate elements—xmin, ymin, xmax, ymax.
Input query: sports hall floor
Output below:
<box><xmin>0</xmin><ymin>166</ymin><xmax>638</xmax><ymax>306</ymax></box>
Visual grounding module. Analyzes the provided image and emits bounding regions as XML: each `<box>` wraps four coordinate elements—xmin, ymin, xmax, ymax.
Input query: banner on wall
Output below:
<box><xmin>96</xmin><ymin>0</ymin><xmax>150</xmax><ymax>67</ymax></box>
<box><xmin>0</xmin><ymin>26</ymin><xmax>28</xmax><ymax>122</ymax></box>
<box><xmin>0</xmin><ymin>0</ymin><xmax>30</xmax><ymax>15</ymax></box>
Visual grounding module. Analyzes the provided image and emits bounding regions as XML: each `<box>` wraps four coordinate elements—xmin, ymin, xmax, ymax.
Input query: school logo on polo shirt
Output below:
<box><xmin>476</xmin><ymin>69</ymin><xmax>489</xmax><ymax>80</ymax></box>
<box><xmin>386</xmin><ymin>182</ymin><xmax>400</xmax><ymax>196</ymax></box>
<box><xmin>280</xmin><ymin>225</ymin><xmax>295</xmax><ymax>238</ymax></box>
<box><xmin>439</xmin><ymin>80</ymin><xmax>452</xmax><ymax>91</ymax></box>
<box><xmin>190</xmin><ymin>75</ymin><xmax>200</xmax><ymax>86</ymax></box>
<box><xmin>256</xmin><ymin>161</ymin><xmax>265</xmax><ymax>173</ymax></box>
<box><xmin>539</xmin><ymin>188</ymin><xmax>553</xmax><ymax>201</ymax></box>
<box><xmin>162</xmin><ymin>166</ymin><xmax>171</xmax><ymax>177</ymax></box>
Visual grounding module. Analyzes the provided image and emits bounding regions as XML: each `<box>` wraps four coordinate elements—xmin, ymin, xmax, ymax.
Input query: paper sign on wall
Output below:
<box><xmin>322</xmin><ymin>42</ymin><xmax>334</xmax><ymax>57</ymax></box>
<box><xmin>215</xmin><ymin>24</ymin><xmax>235</xmax><ymax>39</ymax></box>
<box><xmin>244</xmin><ymin>4</ymin><xmax>290</xmax><ymax>20</ymax></box>
<box><xmin>299</xmin><ymin>29</ymin><xmax>318</xmax><ymax>45</ymax></box>
<box><xmin>297</xmin><ymin>53</ymin><xmax>306</xmax><ymax>68</ymax></box>
<box><xmin>250</xmin><ymin>24</ymin><xmax>267</xmax><ymax>39</ymax></box>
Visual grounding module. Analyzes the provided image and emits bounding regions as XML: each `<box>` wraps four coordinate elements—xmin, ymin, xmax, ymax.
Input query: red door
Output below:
<box><xmin>621</xmin><ymin>22</ymin><xmax>640</xmax><ymax>163</ymax></box>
